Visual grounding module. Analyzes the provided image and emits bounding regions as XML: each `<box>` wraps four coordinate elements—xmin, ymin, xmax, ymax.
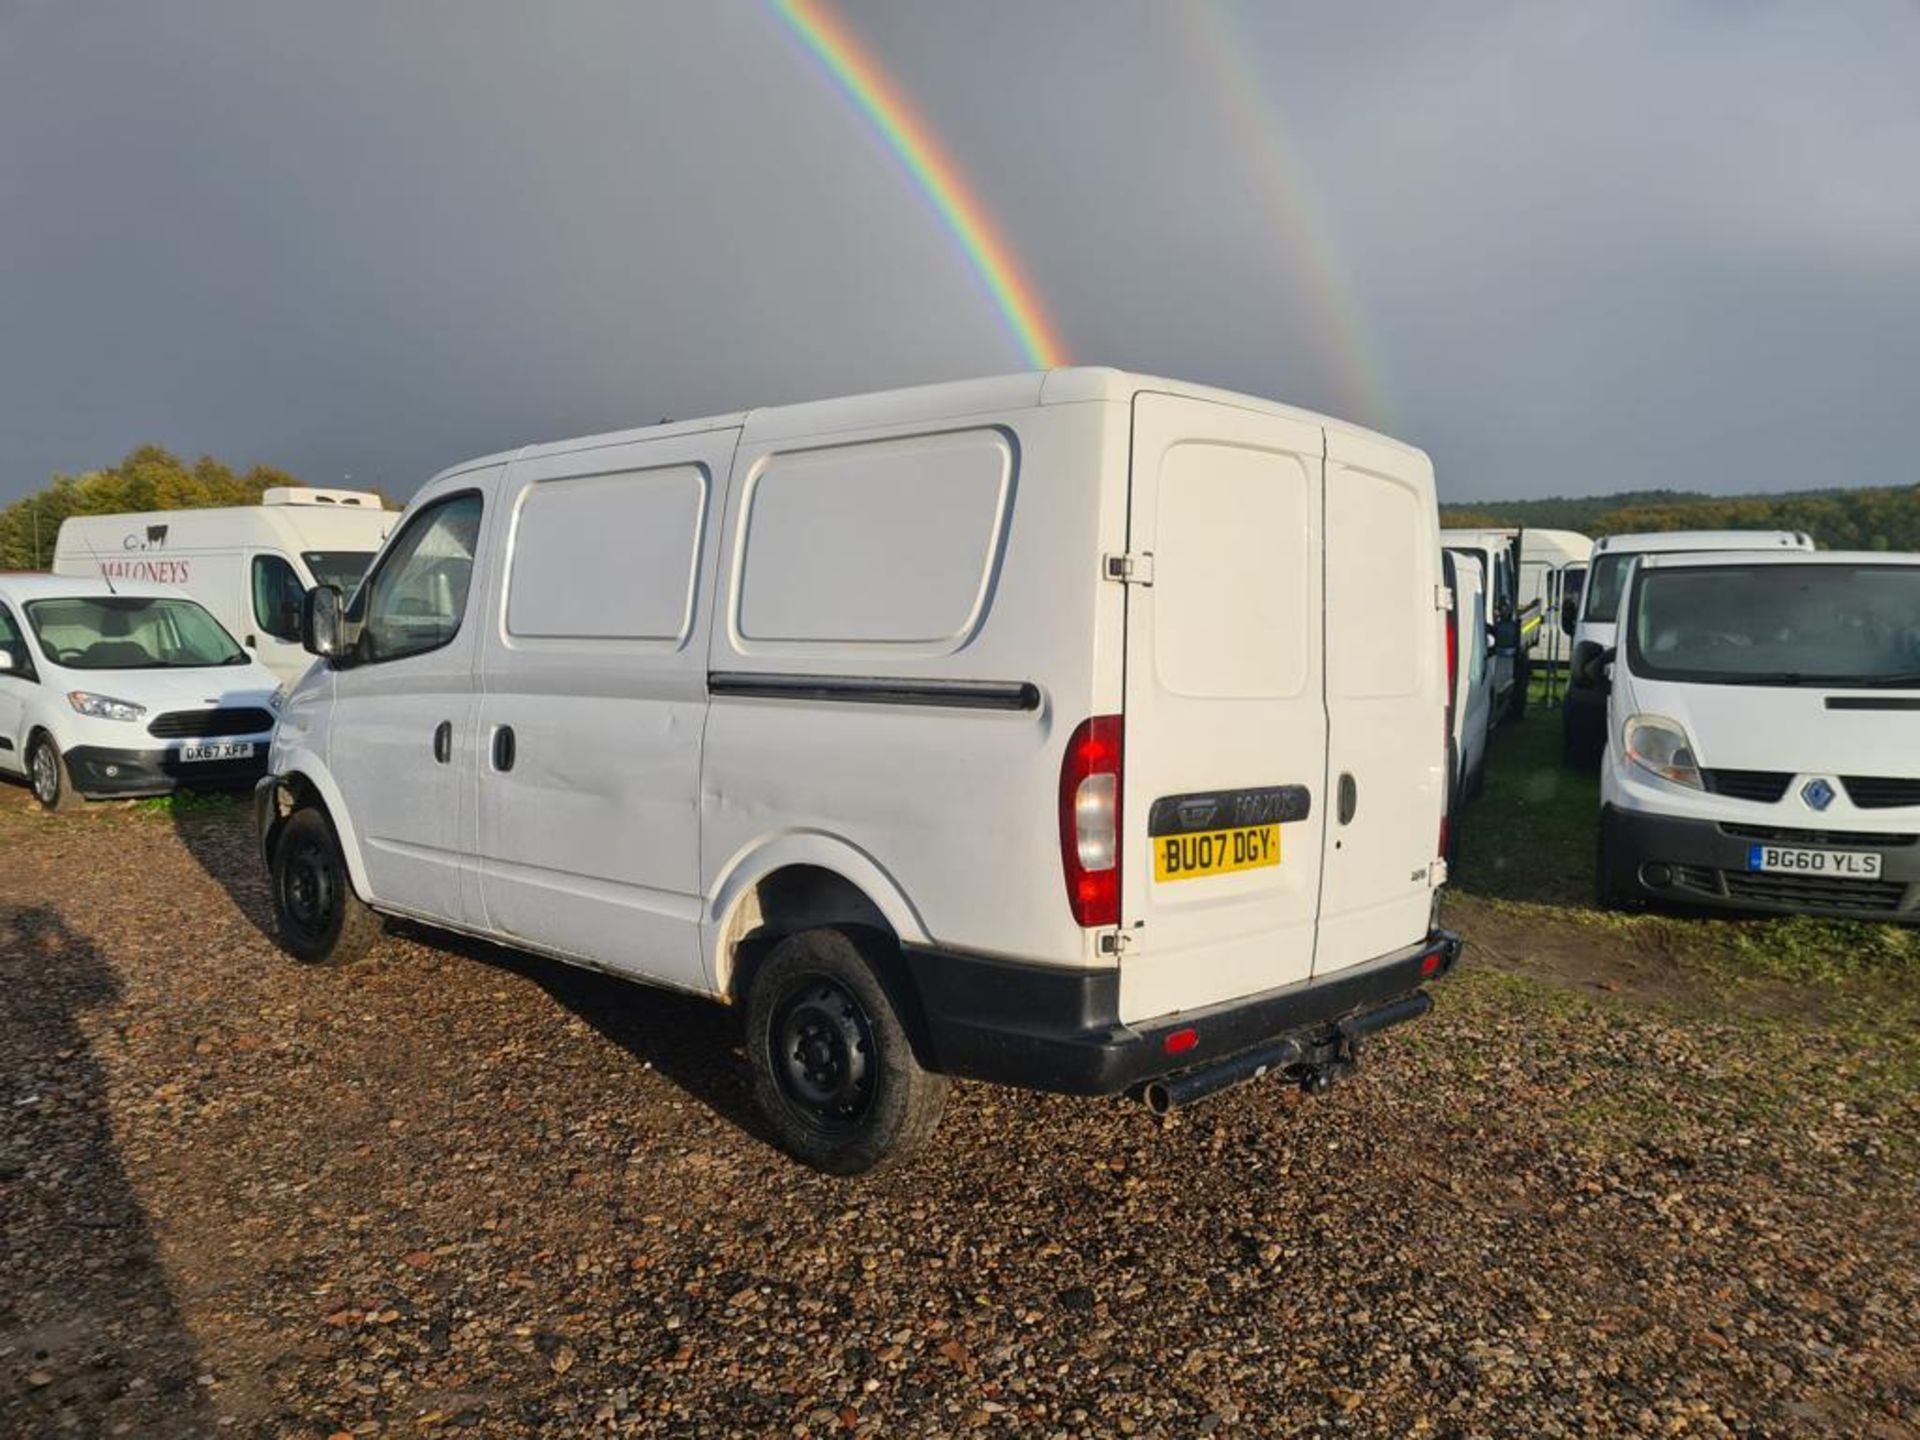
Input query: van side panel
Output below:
<box><xmin>1118</xmin><ymin>394</ymin><xmax>1329</xmax><ymax>1024</ymax></box>
<box><xmin>700</xmin><ymin>401</ymin><xmax>1127</xmax><ymax>976</ymax></box>
<box><xmin>468</xmin><ymin>429</ymin><xmax>737</xmax><ymax>997</ymax></box>
<box><xmin>1316</xmin><ymin>431</ymin><xmax>1446</xmax><ymax>975</ymax></box>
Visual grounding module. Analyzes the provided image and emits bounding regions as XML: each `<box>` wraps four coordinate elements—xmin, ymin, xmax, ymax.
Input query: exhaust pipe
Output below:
<box><xmin>1142</xmin><ymin>1035</ymin><xmax>1305</xmax><ymax>1116</ymax></box>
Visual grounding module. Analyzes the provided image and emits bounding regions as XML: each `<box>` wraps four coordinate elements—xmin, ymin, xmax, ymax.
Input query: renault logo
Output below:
<box><xmin>1802</xmin><ymin>778</ymin><xmax>1836</xmax><ymax>812</ymax></box>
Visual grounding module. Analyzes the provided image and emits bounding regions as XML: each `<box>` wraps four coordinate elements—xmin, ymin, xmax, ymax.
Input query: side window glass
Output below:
<box><xmin>0</xmin><ymin>603</ymin><xmax>31</xmax><ymax>677</ymax></box>
<box><xmin>251</xmin><ymin>554</ymin><xmax>306</xmax><ymax>641</ymax></box>
<box><xmin>353</xmin><ymin>493</ymin><xmax>484</xmax><ymax>664</ymax></box>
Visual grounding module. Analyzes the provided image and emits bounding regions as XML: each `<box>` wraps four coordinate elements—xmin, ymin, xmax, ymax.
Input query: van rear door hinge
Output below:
<box><xmin>1100</xmin><ymin>929</ymin><xmax>1136</xmax><ymax>956</ymax></box>
<box><xmin>1104</xmin><ymin>552</ymin><xmax>1154</xmax><ymax>586</ymax></box>
<box><xmin>1435</xmin><ymin>583</ymin><xmax>1453</xmax><ymax>611</ymax></box>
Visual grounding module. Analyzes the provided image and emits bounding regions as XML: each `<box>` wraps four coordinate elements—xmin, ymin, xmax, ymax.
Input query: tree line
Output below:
<box><xmin>0</xmin><ymin>445</ymin><xmax>303</xmax><ymax>570</ymax></box>
<box><xmin>1443</xmin><ymin>484</ymin><xmax>1920</xmax><ymax>552</ymax></box>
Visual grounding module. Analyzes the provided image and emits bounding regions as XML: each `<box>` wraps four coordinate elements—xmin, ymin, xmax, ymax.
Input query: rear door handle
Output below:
<box><xmin>1337</xmin><ymin>773</ymin><xmax>1358</xmax><ymax>826</ymax></box>
<box><xmin>432</xmin><ymin>721</ymin><xmax>452</xmax><ymax>764</ymax></box>
<box><xmin>491</xmin><ymin>725</ymin><xmax>515</xmax><ymax>773</ymax></box>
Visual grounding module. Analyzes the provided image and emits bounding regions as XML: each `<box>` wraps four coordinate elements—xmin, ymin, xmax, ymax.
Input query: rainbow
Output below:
<box><xmin>769</xmin><ymin>0</ymin><xmax>1068</xmax><ymax>371</ymax></box>
<box><xmin>1179</xmin><ymin>3</ymin><xmax>1389</xmax><ymax>426</ymax></box>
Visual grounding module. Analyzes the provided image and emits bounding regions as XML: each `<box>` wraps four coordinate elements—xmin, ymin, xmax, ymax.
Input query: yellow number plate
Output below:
<box><xmin>1153</xmin><ymin>824</ymin><xmax>1281</xmax><ymax>882</ymax></box>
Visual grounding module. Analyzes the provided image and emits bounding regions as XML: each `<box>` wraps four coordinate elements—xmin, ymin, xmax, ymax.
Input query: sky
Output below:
<box><xmin>1</xmin><ymin>0</ymin><xmax>1916</xmax><ymax>506</ymax></box>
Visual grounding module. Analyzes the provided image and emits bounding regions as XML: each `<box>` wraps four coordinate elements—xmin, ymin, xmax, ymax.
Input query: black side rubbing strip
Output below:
<box><xmin>709</xmin><ymin>672</ymin><xmax>1041</xmax><ymax>712</ymax></box>
<box><xmin>1826</xmin><ymin>696</ymin><xmax>1920</xmax><ymax>712</ymax></box>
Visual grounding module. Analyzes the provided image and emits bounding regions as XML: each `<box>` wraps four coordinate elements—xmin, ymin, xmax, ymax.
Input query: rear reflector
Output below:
<box><xmin>1420</xmin><ymin>951</ymin><xmax>1443</xmax><ymax>978</ymax></box>
<box><xmin>1059</xmin><ymin>715</ymin><xmax>1123</xmax><ymax>928</ymax></box>
<box><xmin>1164</xmin><ymin>1026</ymin><xmax>1199</xmax><ymax>1056</ymax></box>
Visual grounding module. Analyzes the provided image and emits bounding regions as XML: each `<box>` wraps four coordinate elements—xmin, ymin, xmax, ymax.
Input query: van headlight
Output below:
<box><xmin>1622</xmin><ymin>715</ymin><xmax>1703</xmax><ymax>791</ymax></box>
<box><xmin>67</xmin><ymin>691</ymin><xmax>147</xmax><ymax>723</ymax></box>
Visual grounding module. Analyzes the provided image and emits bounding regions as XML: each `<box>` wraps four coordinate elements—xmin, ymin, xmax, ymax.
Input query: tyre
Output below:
<box><xmin>745</xmin><ymin>927</ymin><xmax>948</xmax><ymax>1175</ymax></box>
<box><xmin>271</xmin><ymin>807</ymin><xmax>382</xmax><ymax>966</ymax></box>
<box><xmin>27</xmin><ymin>733</ymin><xmax>85</xmax><ymax>814</ymax></box>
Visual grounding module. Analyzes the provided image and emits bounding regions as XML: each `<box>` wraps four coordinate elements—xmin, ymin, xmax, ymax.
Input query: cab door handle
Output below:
<box><xmin>432</xmin><ymin>721</ymin><xmax>452</xmax><ymax>764</ymax></box>
<box><xmin>491</xmin><ymin>725</ymin><xmax>516</xmax><ymax>773</ymax></box>
<box><xmin>1337</xmin><ymin>773</ymin><xmax>1358</xmax><ymax>826</ymax></box>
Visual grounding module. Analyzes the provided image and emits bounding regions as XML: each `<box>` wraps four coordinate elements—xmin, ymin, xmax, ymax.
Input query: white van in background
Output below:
<box><xmin>1443</xmin><ymin>549</ymin><xmax>1492</xmax><ymax>810</ymax></box>
<box><xmin>1518</xmin><ymin>528</ymin><xmax>1593</xmax><ymax>678</ymax></box>
<box><xmin>1595</xmin><ymin>551</ymin><xmax>1920</xmax><ymax>920</ymax></box>
<box><xmin>54</xmin><ymin>488</ymin><xmax>394</xmax><ymax>684</ymax></box>
<box><xmin>1562</xmin><ymin>529</ymin><xmax>1814</xmax><ymax>767</ymax></box>
<box><xmin>257</xmin><ymin>368</ymin><xmax>1459</xmax><ymax>1173</ymax></box>
<box><xmin>1441</xmin><ymin>528</ymin><xmax>1536</xmax><ymax>722</ymax></box>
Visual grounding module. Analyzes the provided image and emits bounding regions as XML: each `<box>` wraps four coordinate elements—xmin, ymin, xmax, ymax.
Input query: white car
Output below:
<box><xmin>53</xmin><ymin>488</ymin><xmax>394</xmax><ymax>685</ymax></box>
<box><xmin>0</xmin><ymin>575</ymin><xmax>282</xmax><ymax>810</ymax></box>
<box><xmin>1563</xmin><ymin>529</ymin><xmax>1813</xmax><ymax>768</ymax></box>
<box><xmin>257</xmin><ymin>367</ymin><xmax>1460</xmax><ymax>1173</ymax></box>
<box><xmin>1596</xmin><ymin>550</ymin><xmax>1920</xmax><ymax>920</ymax></box>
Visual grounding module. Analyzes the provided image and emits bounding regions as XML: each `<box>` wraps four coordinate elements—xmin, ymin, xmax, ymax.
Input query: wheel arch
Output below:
<box><xmin>705</xmin><ymin>834</ymin><xmax>931</xmax><ymax>1003</ymax></box>
<box><xmin>261</xmin><ymin>757</ymin><xmax>373</xmax><ymax>901</ymax></box>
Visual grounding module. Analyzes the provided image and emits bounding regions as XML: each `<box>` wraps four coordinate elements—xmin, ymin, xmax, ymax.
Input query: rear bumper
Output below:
<box><xmin>903</xmin><ymin>930</ymin><xmax>1461</xmax><ymax>1097</ymax></box>
<box><xmin>65</xmin><ymin>743</ymin><xmax>269</xmax><ymax>799</ymax></box>
<box><xmin>1602</xmin><ymin>804</ymin><xmax>1920</xmax><ymax>920</ymax></box>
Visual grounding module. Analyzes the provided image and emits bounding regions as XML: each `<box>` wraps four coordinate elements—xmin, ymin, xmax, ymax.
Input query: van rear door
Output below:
<box><xmin>1117</xmin><ymin>393</ymin><xmax>1327</xmax><ymax>1024</ymax></box>
<box><xmin>1316</xmin><ymin>430</ymin><xmax>1446</xmax><ymax>974</ymax></box>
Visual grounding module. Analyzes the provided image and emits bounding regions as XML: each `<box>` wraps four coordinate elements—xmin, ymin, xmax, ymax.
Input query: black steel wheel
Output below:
<box><xmin>746</xmin><ymin>927</ymin><xmax>947</xmax><ymax>1175</ymax></box>
<box><xmin>271</xmin><ymin>807</ymin><xmax>382</xmax><ymax>965</ymax></box>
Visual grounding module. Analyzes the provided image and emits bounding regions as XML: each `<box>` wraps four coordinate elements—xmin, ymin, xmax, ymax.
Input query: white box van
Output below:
<box><xmin>255</xmin><ymin>369</ymin><xmax>1459</xmax><ymax>1172</ymax></box>
<box><xmin>1518</xmin><ymin>527</ymin><xmax>1592</xmax><ymax>679</ymax></box>
<box><xmin>1442</xmin><ymin>550</ymin><xmax>1493</xmax><ymax>815</ymax></box>
<box><xmin>1562</xmin><ymin>529</ymin><xmax>1814</xmax><ymax>767</ymax></box>
<box><xmin>1440</xmin><ymin>527</ymin><xmax>1538</xmax><ymax>722</ymax></box>
<box><xmin>53</xmin><ymin>489</ymin><xmax>394</xmax><ymax>685</ymax></box>
<box><xmin>1595</xmin><ymin>550</ymin><xmax>1920</xmax><ymax>920</ymax></box>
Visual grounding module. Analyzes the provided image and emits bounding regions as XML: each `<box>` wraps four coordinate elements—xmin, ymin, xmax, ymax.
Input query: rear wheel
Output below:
<box><xmin>745</xmin><ymin>927</ymin><xmax>948</xmax><ymax>1175</ymax></box>
<box><xmin>27</xmin><ymin>734</ymin><xmax>84</xmax><ymax>814</ymax></box>
<box><xmin>272</xmin><ymin>807</ymin><xmax>382</xmax><ymax>965</ymax></box>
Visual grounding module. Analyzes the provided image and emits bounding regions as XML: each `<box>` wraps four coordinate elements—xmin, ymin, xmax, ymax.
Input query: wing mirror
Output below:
<box><xmin>301</xmin><ymin>584</ymin><xmax>344</xmax><ymax>659</ymax></box>
<box><xmin>1560</xmin><ymin>598</ymin><xmax>1579</xmax><ymax>636</ymax></box>
<box><xmin>1573</xmin><ymin>641</ymin><xmax>1617</xmax><ymax>690</ymax></box>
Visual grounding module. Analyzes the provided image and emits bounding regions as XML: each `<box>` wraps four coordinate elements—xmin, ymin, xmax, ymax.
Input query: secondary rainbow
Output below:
<box><xmin>1181</xmin><ymin>3</ymin><xmax>1390</xmax><ymax>426</ymax></box>
<box><xmin>769</xmin><ymin>0</ymin><xmax>1068</xmax><ymax>371</ymax></box>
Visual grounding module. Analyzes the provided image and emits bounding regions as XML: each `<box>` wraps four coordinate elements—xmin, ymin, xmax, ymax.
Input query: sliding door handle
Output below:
<box><xmin>432</xmin><ymin>721</ymin><xmax>452</xmax><ymax>764</ymax></box>
<box><xmin>491</xmin><ymin>725</ymin><xmax>516</xmax><ymax>773</ymax></box>
<box><xmin>1337</xmin><ymin>773</ymin><xmax>1358</xmax><ymax>826</ymax></box>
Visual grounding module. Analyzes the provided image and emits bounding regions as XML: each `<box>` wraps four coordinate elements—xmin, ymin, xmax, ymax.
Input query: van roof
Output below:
<box><xmin>451</xmin><ymin>367</ymin><xmax>1428</xmax><ymax>478</ymax></box>
<box><xmin>0</xmin><ymin>573</ymin><xmax>191</xmax><ymax>602</ymax></box>
<box><xmin>1592</xmin><ymin>529</ymin><xmax>1812</xmax><ymax>555</ymax></box>
<box><xmin>1637</xmin><ymin>549</ymin><xmax>1918</xmax><ymax>571</ymax></box>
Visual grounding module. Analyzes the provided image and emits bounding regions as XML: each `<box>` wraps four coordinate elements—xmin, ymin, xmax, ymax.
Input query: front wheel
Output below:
<box><xmin>745</xmin><ymin>927</ymin><xmax>948</xmax><ymax>1175</ymax></box>
<box><xmin>27</xmin><ymin>734</ymin><xmax>84</xmax><ymax>814</ymax></box>
<box><xmin>271</xmin><ymin>807</ymin><xmax>382</xmax><ymax>965</ymax></box>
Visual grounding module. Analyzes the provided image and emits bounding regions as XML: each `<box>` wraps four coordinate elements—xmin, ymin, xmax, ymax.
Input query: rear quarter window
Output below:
<box><xmin>506</xmin><ymin>465</ymin><xmax>708</xmax><ymax>643</ymax></box>
<box><xmin>733</xmin><ymin>429</ymin><xmax>1014</xmax><ymax>649</ymax></box>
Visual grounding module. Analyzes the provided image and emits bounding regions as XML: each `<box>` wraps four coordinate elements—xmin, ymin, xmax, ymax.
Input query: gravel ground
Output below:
<box><xmin>2</xmin><ymin>786</ymin><xmax>1916</xmax><ymax>1439</ymax></box>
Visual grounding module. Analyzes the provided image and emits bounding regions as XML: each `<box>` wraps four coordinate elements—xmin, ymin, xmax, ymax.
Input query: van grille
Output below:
<box><xmin>147</xmin><ymin>707</ymin><xmax>275</xmax><ymax>739</ymax></box>
<box><xmin>1702</xmin><ymin>769</ymin><xmax>1792</xmax><ymax>803</ymax></box>
<box><xmin>1720</xmin><ymin>823</ymin><xmax>1917</xmax><ymax>849</ymax></box>
<box><xmin>1841</xmin><ymin>776</ymin><xmax>1920</xmax><ymax>810</ymax></box>
<box><xmin>1721</xmin><ymin>870</ymin><xmax>1907</xmax><ymax>914</ymax></box>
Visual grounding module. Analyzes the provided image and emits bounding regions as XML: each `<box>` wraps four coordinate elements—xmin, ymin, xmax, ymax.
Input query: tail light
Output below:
<box><xmin>1060</xmin><ymin>715</ymin><xmax>1123</xmax><ymax>927</ymax></box>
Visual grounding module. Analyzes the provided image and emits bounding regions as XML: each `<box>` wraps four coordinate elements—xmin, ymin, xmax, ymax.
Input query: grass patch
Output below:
<box><xmin>131</xmin><ymin>789</ymin><xmax>247</xmax><ymax>819</ymax></box>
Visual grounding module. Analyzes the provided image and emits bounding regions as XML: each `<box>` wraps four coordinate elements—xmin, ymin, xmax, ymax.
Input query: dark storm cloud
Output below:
<box><xmin>1</xmin><ymin>0</ymin><xmax>1915</xmax><ymax>505</ymax></box>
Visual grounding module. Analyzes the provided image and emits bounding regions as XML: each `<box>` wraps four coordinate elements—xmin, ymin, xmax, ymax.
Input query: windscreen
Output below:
<box><xmin>25</xmin><ymin>596</ymin><xmax>249</xmax><ymax>670</ymax></box>
<box><xmin>302</xmin><ymin>550</ymin><xmax>376</xmax><ymax>593</ymax></box>
<box><xmin>1583</xmin><ymin>553</ymin><xmax>1632</xmax><ymax>623</ymax></box>
<box><xmin>1628</xmin><ymin>564</ymin><xmax>1920</xmax><ymax>686</ymax></box>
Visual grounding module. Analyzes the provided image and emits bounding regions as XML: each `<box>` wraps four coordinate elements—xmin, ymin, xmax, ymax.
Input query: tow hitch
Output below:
<box><xmin>1141</xmin><ymin>990</ymin><xmax>1433</xmax><ymax>1116</ymax></box>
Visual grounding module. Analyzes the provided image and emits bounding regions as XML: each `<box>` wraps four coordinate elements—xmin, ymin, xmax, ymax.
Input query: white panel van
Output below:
<box><xmin>1595</xmin><ymin>550</ymin><xmax>1920</xmax><ymax>920</ymax></box>
<box><xmin>1440</xmin><ymin>527</ymin><xmax>1539</xmax><ymax>722</ymax></box>
<box><xmin>1562</xmin><ymin>529</ymin><xmax>1814</xmax><ymax>767</ymax></box>
<box><xmin>1442</xmin><ymin>550</ymin><xmax>1492</xmax><ymax>813</ymax></box>
<box><xmin>256</xmin><ymin>370</ymin><xmax>1459</xmax><ymax>1172</ymax></box>
<box><xmin>53</xmin><ymin>489</ymin><xmax>394</xmax><ymax>685</ymax></box>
